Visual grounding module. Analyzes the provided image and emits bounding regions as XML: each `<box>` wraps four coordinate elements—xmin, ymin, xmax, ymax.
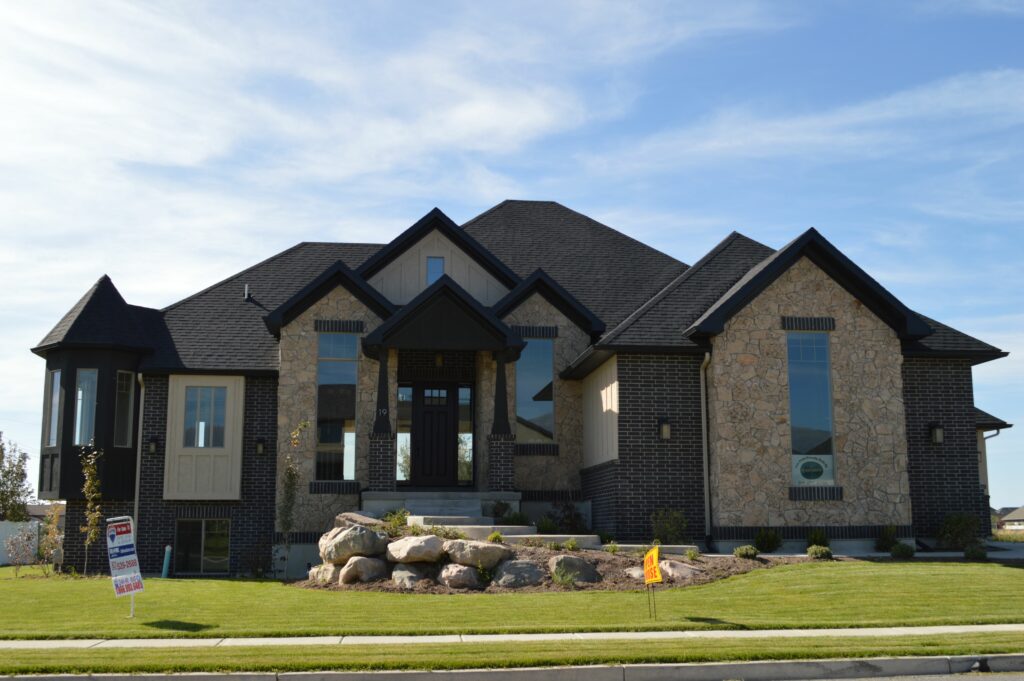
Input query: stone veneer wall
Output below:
<box><xmin>708</xmin><ymin>257</ymin><xmax>912</xmax><ymax>533</ymax></box>
<box><xmin>902</xmin><ymin>357</ymin><xmax>987</xmax><ymax>537</ymax></box>
<box><xmin>277</xmin><ymin>285</ymin><xmax>393</xmax><ymax>534</ymax></box>
<box><xmin>501</xmin><ymin>293</ymin><xmax>589</xmax><ymax>491</ymax></box>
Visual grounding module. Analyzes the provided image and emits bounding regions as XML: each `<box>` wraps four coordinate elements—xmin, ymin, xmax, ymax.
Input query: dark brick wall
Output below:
<box><xmin>368</xmin><ymin>433</ymin><xmax>397</xmax><ymax>491</ymax></box>
<box><xmin>902</xmin><ymin>357</ymin><xmax>987</xmax><ymax>537</ymax></box>
<box><xmin>583</xmin><ymin>354</ymin><xmax>705</xmax><ymax>542</ymax></box>
<box><xmin>398</xmin><ymin>350</ymin><xmax>475</xmax><ymax>383</ymax></box>
<box><xmin>581</xmin><ymin>460</ymin><xmax>618</xmax><ymax>537</ymax></box>
<box><xmin>62</xmin><ymin>499</ymin><xmax>135</xmax><ymax>574</ymax></box>
<box><xmin>488</xmin><ymin>434</ymin><xmax>515</xmax><ymax>491</ymax></box>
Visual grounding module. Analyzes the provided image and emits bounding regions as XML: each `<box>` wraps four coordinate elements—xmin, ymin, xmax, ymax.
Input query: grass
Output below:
<box><xmin>994</xmin><ymin>530</ymin><xmax>1024</xmax><ymax>543</ymax></box>
<box><xmin>1</xmin><ymin>632</ymin><xmax>1023</xmax><ymax>674</ymax></box>
<box><xmin>1</xmin><ymin>560</ymin><xmax>1022</xmax><ymax>640</ymax></box>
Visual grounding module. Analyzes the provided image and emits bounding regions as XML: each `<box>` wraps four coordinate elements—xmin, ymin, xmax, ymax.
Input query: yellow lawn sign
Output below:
<box><xmin>643</xmin><ymin>545</ymin><xmax>662</xmax><ymax>584</ymax></box>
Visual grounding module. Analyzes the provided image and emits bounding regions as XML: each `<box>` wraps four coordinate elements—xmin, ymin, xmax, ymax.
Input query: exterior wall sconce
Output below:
<box><xmin>658</xmin><ymin>417</ymin><xmax>671</xmax><ymax>441</ymax></box>
<box><xmin>930</xmin><ymin>423</ymin><xmax>944</xmax><ymax>445</ymax></box>
<box><xmin>148</xmin><ymin>437</ymin><xmax>158</xmax><ymax>455</ymax></box>
<box><xmin>255</xmin><ymin>437</ymin><xmax>266</xmax><ymax>455</ymax></box>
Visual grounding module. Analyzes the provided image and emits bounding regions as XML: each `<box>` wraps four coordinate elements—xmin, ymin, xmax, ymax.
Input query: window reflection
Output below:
<box><xmin>787</xmin><ymin>332</ymin><xmax>835</xmax><ymax>486</ymax></box>
<box><xmin>515</xmin><ymin>339</ymin><xmax>554</xmax><ymax>443</ymax></box>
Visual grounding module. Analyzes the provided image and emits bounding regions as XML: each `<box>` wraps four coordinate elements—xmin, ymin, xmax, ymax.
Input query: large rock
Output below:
<box><xmin>659</xmin><ymin>559</ymin><xmax>701</xmax><ymax>582</ymax></box>
<box><xmin>308</xmin><ymin>563</ymin><xmax>341</xmax><ymax>586</ymax></box>
<box><xmin>334</xmin><ymin>512</ymin><xmax>385</xmax><ymax>530</ymax></box>
<box><xmin>624</xmin><ymin>566</ymin><xmax>645</xmax><ymax>581</ymax></box>
<box><xmin>548</xmin><ymin>554</ymin><xmax>601</xmax><ymax>583</ymax></box>
<box><xmin>443</xmin><ymin>539</ymin><xmax>513</xmax><ymax>569</ymax></box>
<box><xmin>438</xmin><ymin>563</ymin><xmax>482</xmax><ymax>590</ymax></box>
<box><xmin>319</xmin><ymin>525</ymin><xmax>389</xmax><ymax>565</ymax></box>
<box><xmin>493</xmin><ymin>560</ymin><xmax>546</xmax><ymax>588</ymax></box>
<box><xmin>392</xmin><ymin>563</ymin><xmax>433</xmax><ymax>589</ymax></box>
<box><xmin>339</xmin><ymin>556</ymin><xmax>389</xmax><ymax>584</ymax></box>
<box><xmin>386</xmin><ymin>535</ymin><xmax>445</xmax><ymax>563</ymax></box>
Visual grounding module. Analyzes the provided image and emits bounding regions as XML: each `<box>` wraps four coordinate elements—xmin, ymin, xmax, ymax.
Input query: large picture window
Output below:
<box><xmin>317</xmin><ymin>332</ymin><xmax>357</xmax><ymax>480</ymax></box>
<box><xmin>175</xmin><ymin>519</ymin><xmax>230</xmax><ymax>574</ymax></box>
<box><xmin>787</xmin><ymin>332</ymin><xmax>836</xmax><ymax>486</ymax></box>
<box><xmin>113</xmin><ymin>371</ymin><xmax>135</xmax><ymax>448</ymax></box>
<box><xmin>73</xmin><ymin>368</ymin><xmax>98</xmax><ymax>446</ymax></box>
<box><xmin>515</xmin><ymin>339</ymin><xmax>554</xmax><ymax>443</ymax></box>
<box><xmin>45</xmin><ymin>369</ymin><xmax>61</xmax><ymax>447</ymax></box>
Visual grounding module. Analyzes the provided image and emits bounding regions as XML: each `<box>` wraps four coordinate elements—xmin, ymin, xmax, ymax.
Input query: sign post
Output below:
<box><xmin>643</xmin><ymin>545</ymin><xmax>662</xmax><ymax>620</ymax></box>
<box><xmin>106</xmin><ymin>516</ymin><xmax>144</xmax><ymax>618</ymax></box>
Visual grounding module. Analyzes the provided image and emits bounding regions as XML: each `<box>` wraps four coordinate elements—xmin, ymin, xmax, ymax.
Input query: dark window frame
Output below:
<box><xmin>113</xmin><ymin>370</ymin><xmax>135</xmax><ymax>448</ymax></box>
<box><xmin>174</xmin><ymin>518</ymin><xmax>231</xmax><ymax>575</ymax></box>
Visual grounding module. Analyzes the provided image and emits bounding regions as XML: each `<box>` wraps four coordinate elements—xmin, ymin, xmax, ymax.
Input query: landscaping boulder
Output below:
<box><xmin>493</xmin><ymin>560</ymin><xmax>546</xmax><ymax>588</ymax></box>
<box><xmin>659</xmin><ymin>560</ymin><xmax>701</xmax><ymax>582</ymax></box>
<box><xmin>392</xmin><ymin>563</ymin><xmax>433</xmax><ymax>589</ymax></box>
<box><xmin>334</xmin><ymin>512</ymin><xmax>385</xmax><ymax>530</ymax></box>
<box><xmin>319</xmin><ymin>525</ymin><xmax>389</xmax><ymax>565</ymax></box>
<box><xmin>443</xmin><ymin>539</ymin><xmax>513</xmax><ymax>569</ymax></box>
<box><xmin>438</xmin><ymin>563</ymin><xmax>481</xmax><ymax>590</ymax></box>
<box><xmin>624</xmin><ymin>566</ymin><xmax>645</xmax><ymax>581</ymax></box>
<box><xmin>386</xmin><ymin>535</ymin><xmax>445</xmax><ymax>563</ymax></box>
<box><xmin>308</xmin><ymin>563</ymin><xmax>341</xmax><ymax>585</ymax></box>
<box><xmin>548</xmin><ymin>554</ymin><xmax>600</xmax><ymax>583</ymax></box>
<box><xmin>339</xmin><ymin>556</ymin><xmax>388</xmax><ymax>584</ymax></box>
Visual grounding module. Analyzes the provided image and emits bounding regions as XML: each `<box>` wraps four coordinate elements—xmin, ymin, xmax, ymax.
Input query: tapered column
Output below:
<box><xmin>368</xmin><ymin>349</ymin><xmax>396</xmax><ymax>491</ymax></box>
<box><xmin>488</xmin><ymin>353</ymin><xmax>515</xmax><ymax>491</ymax></box>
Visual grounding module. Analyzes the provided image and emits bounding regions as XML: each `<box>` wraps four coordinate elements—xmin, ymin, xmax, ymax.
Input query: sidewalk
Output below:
<box><xmin>2</xmin><ymin>622</ymin><xmax>1023</xmax><ymax>650</ymax></box>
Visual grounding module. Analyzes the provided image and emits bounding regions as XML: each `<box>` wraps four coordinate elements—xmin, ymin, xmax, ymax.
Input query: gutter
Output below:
<box><xmin>700</xmin><ymin>351</ymin><xmax>713</xmax><ymax>549</ymax></box>
<box><xmin>133</xmin><ymin>374</ymin><xmax>146</xmax><ymax>526</ymax></box>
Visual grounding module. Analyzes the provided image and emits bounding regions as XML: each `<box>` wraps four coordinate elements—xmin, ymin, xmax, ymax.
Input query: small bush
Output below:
<box><xmin>429</xmin><ymin>525</ymin><xmax>467</xmax><ymax>540</ymax></box>
<box><xmin>651</xmin><ymin>508</ymin><xmax>688</xmax><ymax>544</ymax></box>
<box><xmin>875</xmin><ymin>525</ymin><xmax>899</xmax><ymax>552</ymax></box>
<box><xmin>487</xmin><ymin>531</ymin><xmax>504</xmax><ymax>544</ymax></box>
<box><xmin>806</xmin><ymin>528</ymin><xmax>830</xmax><ymax>549</ymax></box>
<box><xmin>807</xmin><ymin>545</ymin><xmax>833</xmax><ymax>560</ymax></box>
<box><xmin>501</xmin><ymin>512</ymin><xmax>531</xmax><ymax>526</ymax></box>
<box><xmin>520</xmin><ymin>538</ymin><xmax>544</xmax><ymax>548</ymax></box>
<box><xmin>545</xmin><ymin>541</ymin><xmax>564</xmax><ymax>551</ymax></box>
<box><xmin>536</xmin><ymin>515</ymin><xmax>559</xmax><ymax>534</ymax></box>
<box><xmin>964</xmin><ymin>543</ymin><xmax>988</xmax><ymax>561</ymax></box>
<box><xmin>938</xmin><ymin>513</ymin><xmax>980</xmax><ymax>550</ymax></box>
<box><xmin>754</xmin><ymin>527</ymin><xmax>782</xmax><ymax>553</ymax></box>
<box><xmin>603</xmin><ymin>541</ymin><xmax>620</xmax><ymax>555</ymax></box>
<box><xmin>382</xmin><ymin>508</ymin><xmax>411</xmax><ymax>537</ymax></box>
<box><xmin>890</xmin><ymin>542</ymin><xmax>915</xmax><ymax>560</ymax></box>
<box><xmin>406</xmin><ymin>524</ymin><xmax>426</xmax><ymax>536</ymax></box>
<box><xmin>476</xmin><ymin>560</ymin><xmax>493</xmax><ymax>584</ymax></box>
<box><xmin>563</xmin><ymin>538</ymin><xmax>580</xmax><ymax>552</ymax></box>
<box><xmin>685</xmin><ymin>547</ymin><xmax>701</xmax><ymax>561</ymax></box>
<box><xmin>733</xmin><ymin>545</ymin><xmax>759</xmax><ymax>560</ymax></box>
<box><xmin>551</xmin><ymin>565</ymin><xmax>576</xmax><ymax>589</ymax></box>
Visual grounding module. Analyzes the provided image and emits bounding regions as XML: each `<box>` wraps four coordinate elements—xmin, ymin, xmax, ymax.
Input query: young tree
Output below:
<box><xmin>79</xmin><ymin>447</ymin><xmax>103</xmax><ymax>575</ymax></box>
<box><xmin>4</xmin><ymin>525</ymin><xmax>37</xmax><ymax>578</ymax></box>
<box><xmin>39</xmin><ymin>503</ymin><xmax>64</xmax><ymax>576</ymax></box>
<box><xmin>0</xmin><ymin>433</ymin><xmax>32</xmax><ymax>521</ymax></box>
<box><xmin>277</xmin><ymin>420</ymin><xmax>308</xmax><ymax>578</ymax></box>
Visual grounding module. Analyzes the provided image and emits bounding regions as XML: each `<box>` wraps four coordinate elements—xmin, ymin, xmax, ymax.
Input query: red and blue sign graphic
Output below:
<box><xmin>106</xmin><ymin>517</ymin><xmax>143</xmax><ymax>598</ymax></box>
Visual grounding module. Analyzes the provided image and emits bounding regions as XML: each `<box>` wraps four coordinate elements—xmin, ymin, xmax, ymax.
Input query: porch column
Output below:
<box><xmin>488</xmin><ymin>353</ymin><xmax>515</xmax><ymax>491</ymax></box>
<box><xmin>368</xmin><ymin>349</ymin><xmax>396</xmax><ymax>491</ymax></box>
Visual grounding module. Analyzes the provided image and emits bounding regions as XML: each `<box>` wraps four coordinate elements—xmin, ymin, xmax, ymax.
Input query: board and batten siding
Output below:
<box><xmin>583</xmin><ymin>355</ymin><xmax>618</xmax><ymax>467</ymax></box>
<box><xmin>368</xmin><ymin>229</ymin><xmax>509</xmax><ymax>305</ymax></box>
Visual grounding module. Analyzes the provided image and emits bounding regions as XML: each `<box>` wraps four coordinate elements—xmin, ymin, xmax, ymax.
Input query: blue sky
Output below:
<box><xmin>0</xmin><ymin>1</ymin><xmax>1020</xmax><ymax>508</ymax></box>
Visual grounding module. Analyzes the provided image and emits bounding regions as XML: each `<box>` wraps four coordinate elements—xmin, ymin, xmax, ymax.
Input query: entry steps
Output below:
<box><xmin>406</xmin><ymin>514</ymin><xmax>601</xmax><ymax>548</ymax></box>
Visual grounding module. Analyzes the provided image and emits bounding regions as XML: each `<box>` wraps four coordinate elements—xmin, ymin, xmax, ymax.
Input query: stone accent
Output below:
<box><xmin>318</xmin><ymin>524</ymin><xmax>389</xmax><ymax>565</ymax></box>
<box><xmin>501</xmin><ymin>293</ymin><xmax>589</xmax><ymax>491</ymax></box>
<box><xmin>903</xmin><ymin>357</ymin><xmax>987</xmax><ymax>537</ymax></box>
<box><xmin>487</xmin><ymin>434</ymin><xmax>515</xmax><ymax>491</ymax></box>
<box><xmin>385</xmin><ymin>535</ymin><xmax>444</xmax><ymax>563</ymax></box>
<box><xmin>277</xmin><ymin>285</ymin><xmax>394</xmax><ymax>533</ymax></box>
<box><xmin>368</xmin><ymin>433</ymin><xmax>397</xmax><ymax>492</ymax></box>
<box><xmin>443</xmin><ymin>539</ymin><xmax>513</xmax><ymax>569</ymax></box>
<box><xmin>659</xmin><ymin>560</ymin><xmax>701</xmax><ymax>582</ymax></box>
<box><xmin>309</xmin><ymin>563</ymin><xmax>341</xmax><ymax>585</ymax></box>
<box><xmin>339</xmin><ymin>556</ymin><xmax>388</xmax><ymax>583</ymax></box>
<box><xmin>708</xmin><ymin>256</ymin><xmax>912</xmax><ymax>531</ymax></box>
<box><xmin>548</xmin><ymin>554</ymin><xmax>600</xmax><ymax>583</ymax></box>
<box><xmin>493</xmin><ymin>560</ymin><xmax>546</xmax><ymax>587</ymax></box>
<box><xmin>438</xmin><ymin>563</ymin><xmax>482</xmax><ymax>589</ymax></box>
<box><xmin>392</xmin><ymin>562</ymin><xmax>433</xmax><ymax>589</ymax></box>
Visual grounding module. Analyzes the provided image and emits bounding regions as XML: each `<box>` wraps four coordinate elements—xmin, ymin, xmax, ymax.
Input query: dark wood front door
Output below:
<box><xmin>410</xmin><ymin>384</ymin><xmax>458</xmax><ymax>486</ymax></box>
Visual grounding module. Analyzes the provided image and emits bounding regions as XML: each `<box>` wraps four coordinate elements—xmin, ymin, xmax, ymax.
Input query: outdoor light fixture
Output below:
<box><xmin>255</xmin><ymin>437</ymin><xmax>266</xmax><ymax>455</ymax></box>
<box><xmin>658</xmin><ymin>417</ymin><xmax>671</xmax><ymax>441</ymax></box>
<box><xmin>148</xmin><ymin>437</ymin><xmax>158</xmax><ymax>455</ymax></box>
<box><xmin>930</xmin><ymin>423</ymin><xmax>944</xmax><ymax>445</ymax></box>
<box><xmin>434</xmin><ymin>352</ymin><xmax>444</xmax><ymax>368</ymax></box>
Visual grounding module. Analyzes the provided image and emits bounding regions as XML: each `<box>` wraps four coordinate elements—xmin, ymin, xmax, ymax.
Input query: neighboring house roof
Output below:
<box><xmin>33</xmin><ymin>275</ymin><xmax>150</xmax><ymax>355</ymax></box>
<box><xmin>493</xmin><ymin>268</ymin><xmax>605</xmax><ymax>339</ymax></box>
<box><xmin>1002</xmin><ymin>507</ymin><xmax>1024</xmax><ymax>523</ymax></box>
<box><xmin>975</xmin><ymin>407</ymin><xmax>1013</xmax><ymax>432</ymax></box>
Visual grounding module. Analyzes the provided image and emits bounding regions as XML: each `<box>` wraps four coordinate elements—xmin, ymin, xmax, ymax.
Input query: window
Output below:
<box><xmin>73</xmin><ymin>369</ymin><xmax>98</xmax><ymax>446</ymax></box>
<box><xmin>317</xmin><ymin>333</ymin><xmax>357</xmax><ymax>480</ymax></box>
<box><xmin>114</xmin><ymin>371</ymin><xmax>135</xmax><ymax>448</ymax></box>
<box><xmin>457</xmin><ymin>386</ymin><xmax>473</xmax><ymax>484</ymax></box>
<box><xmin>45</xmin><ymin>369</ymin><xmax>61</xmax><ymax>447</ymax></box>
<box><xmin>174</xmin><ymin>519</ymin><xmax>230</xmax><ymax>574</ymax></box>
<box><xmin>396</xmin><ymin>386</ymin><xmax>412</xmax><ymax>482</ymax></box>
<box><xmin>787</xmin><ymin>332</ymin><xmax>836</xmax><ymax>486</ymax></box>
<box><xmin>183</xmin><ymin>386</ymin><xmax>226</xmax><ymax>448</ymax></box>
<box><xmin>426</xmin><ymin>256</ymin><xmax>444</xmax><ymax>285</ymax></box>
<box><xmin>515</xmin><ymin>339</ymin><xmax>554</xmax><ymax>443</ymax></box>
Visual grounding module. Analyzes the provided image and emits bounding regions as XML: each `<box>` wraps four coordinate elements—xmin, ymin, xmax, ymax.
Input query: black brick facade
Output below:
<box><xmin>902</xmin><ymin>357</ymin><xmax>988</xmax><ymax>537</ymax></box>
<box><xmin>368</xmin><ymin>433</ymin><xmax>397</xmax><ymax>491</ymax></box>
<box><xmin>488</xmin><ymin>434</ymin><xmax>515</xmax><ymax>491</ymax></box>
<box><xmin>581</xmin><ymin>460</ymin><xmax>618</xmax><ymax>537</ymax></box>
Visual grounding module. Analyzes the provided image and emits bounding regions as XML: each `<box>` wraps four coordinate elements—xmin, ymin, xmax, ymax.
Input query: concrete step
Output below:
<box><xmin>504</xmin><ymin>534</ymin><xmax>602</xmax><ymax>550</ymax></box>
<box><xmin>406</xmin><ymin>515</ymin><xmax>492</xmax><ymax>526</ymax></box>
<box><xmin>441</xmin><ymin>525</ymin><xmax>538</xmax><ymax>540</ymax></box>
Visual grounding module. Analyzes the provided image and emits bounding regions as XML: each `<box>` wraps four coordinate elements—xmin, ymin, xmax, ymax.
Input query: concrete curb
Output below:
<box><xmin>4</xmin><ymin>654</ymin><xmax>1024</xmax><ymax>680</ymax></box>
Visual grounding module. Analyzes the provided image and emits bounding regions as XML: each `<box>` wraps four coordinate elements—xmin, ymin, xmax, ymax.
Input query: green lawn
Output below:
<box><xmin>2</xmin><ymin>633</ymin><xmax>1023</xmax><ymax>674</ymax></box>
<box><xmin>2</xmin><ymin>560</ymin><xmax>1022</xmax><ymax>640</ymax></box>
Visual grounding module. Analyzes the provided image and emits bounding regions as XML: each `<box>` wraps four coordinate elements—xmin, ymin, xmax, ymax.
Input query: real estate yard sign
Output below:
<box><xmin>643</xmin><ymin>545</ymin><xmax>661</xmax><ymax>620</ymax></box>
<box><xmin>106</xmin><ymin>516</ymin><xmax>143</xmax><ymax>616</ymax></box>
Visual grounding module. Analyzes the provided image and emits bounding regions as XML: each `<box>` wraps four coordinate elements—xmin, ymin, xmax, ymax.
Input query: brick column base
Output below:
<box><xmin>368</xmin><ymin>433</ymin><xmax>397</xmax><ymax>491</ymax></box>
<box><xmin>488</xmin><ymin>434</ymin><xmax>516</xmax><ymax>491</ymax></box>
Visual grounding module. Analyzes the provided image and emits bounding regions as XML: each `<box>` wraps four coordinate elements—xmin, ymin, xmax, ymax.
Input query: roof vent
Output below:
<box><xmin>244</xmin><ymin>284</ymin><xmax>252</xmax><ymax>301</ymax></box>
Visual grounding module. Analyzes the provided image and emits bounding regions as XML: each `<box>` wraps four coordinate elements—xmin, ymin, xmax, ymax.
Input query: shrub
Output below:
<box><xmin>807</xmin><ymin>545</ymin><xmax>833</xmax><ymax>560</ymax></box>
<box><xmin>890</xmin><ymin>542</ymin><xmax>915</xmax><ymax>560</ymax></box>
<box><xmin>501</xmin><ymin>512</ymin><xmax>531</xmax><ymax>526</ymax></box>
<box><xmin>563</xmin><ymin>538</ymin><xmax>580</xmax><ymax>552</ymax></box>
<box><xmin>875</xmin><ymin>524</ymin><xmax>899</xmax><ymax>552</ymax></box>
<box><xmin>4</xmin><ymin>525</ymin><xmax>36</xmax><ymax>578</ymax></box>
<box><xmin>536</xmin><ymin>515</ymin><xmax>559</xmax><ymax>534</ymax></box>
<box><xmin>429</xmin><ymin>525</ymin><xmax>467</xmax><ymax>540</ymax></box>
<box><xmin>476</xmin><ymin>560</ymin><xmax>493</xmax><ymax>584</ymax></box>
<box><xmin>806</xmin><ymin>528</ymin><xmax>830</xmax><ymax>549</ymax></box>
<box><xmin>754</xmin><ymin>527</ymin><xmax>782</xmax><ymax>553</ymax></box>
<box><xmin>686</xmin><ymin>547</ymin><xmax>701</xmax><ymax>561</ymax></box>
<box><xmin>406</xmin><ymin>523</ymin><xmax>426</xmax><ymax>536</ymax></box>
<box><xmin>650</xmin><ymin>509</ymin><xmax>687</xmax><ymax>544</ymax></box>
<box><xmin>964</xmin><ymin>543</ymin><xmax>988</xmax><ymax>561</ymax></box>
<box><xmin>938</xmin><ymin>513</ymin><xmax>980</xmax><ymax>550</ymax></box>
<box><xmin>520</xmin><ymin>538</ymin><xmax>544</xmax><ymax>548</ymax></box>
<box><xmin>733</xmin><ymin>545</ymin><xmax>759</xmax><ymax>560</ymax></box>
<box><xmin>603</xmin><ymin>541</ymin><xmax>620</xmax><ymax>555</ymax></box>
<box><xmin>382</xmin><ymin>508</ymin><xmax>411</xmax><ymax>537</ymax></box>
<box><xmin>487</xmin><ymin>531</ymin><xmax>504</xmax><ymax>544</ymax></box>
<box><xmin>545</xmin><ymin>541</ymin><xmax>564</xmax><ymax>551</ymax></box>
<box><xmin>551</xmin><ymin>565</ymin><xmax>576</xmax><ymax>589</ymax></box>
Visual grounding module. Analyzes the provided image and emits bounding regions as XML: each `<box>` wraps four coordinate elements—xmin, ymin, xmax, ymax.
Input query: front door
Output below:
<box><xmin>410</xmin><ymin>384</ymin><xmax>458</xmax><ymax>486</ymax></box>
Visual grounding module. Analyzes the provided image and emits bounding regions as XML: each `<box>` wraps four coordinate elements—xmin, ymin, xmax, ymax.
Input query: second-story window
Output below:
<box><xmin>787</xmin><ymin>332</ymin><xmax>836</xmax><ymax>486</ymax></box>
<box><xmin>515</xmin><ymin>339</ymin><xmax>554</xmax><ymax>444</ymax></box>
<box><xmin>114</xmin><ymin>371</ymin><xmax>135</xmax><ymax>448</ymax></box>
<box><xmin>317</xmin><ymin>332</ymin><xmax>357</xmax><ymax>480</ymax></box>
<box><xmin>45</xmin><ymin>369</ymin><xmax>61</xmax><ymax>447</ymax></box>
<box><xmin>426</xmin><ymin>256</ymin><xmax>444</xmax><ymax>285</ymax></box>
<box><xmin>73</xmin><ymin>368</ymin><xmax>98</xmax><ymax>446</ymax></box>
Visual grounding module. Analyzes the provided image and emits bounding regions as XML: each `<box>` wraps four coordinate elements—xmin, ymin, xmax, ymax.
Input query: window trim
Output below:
<box><xmin>73</xmin><ymin>368</ymin><xmax>98</xmax><ymax>446</ymax></box>
<box><xmin>113</xmin><ymin>370</ymin><xmax>135</xmax><ymax>448</ymax></box>
<box><xmin>44</xmin><ymin>369</ymin><xmax>61</xmax><ymax>448</ymax></box>
<box><xmin>786</xmin><ymin>331</ymin><xmax>838</xmax><ymax>488</ymax></box>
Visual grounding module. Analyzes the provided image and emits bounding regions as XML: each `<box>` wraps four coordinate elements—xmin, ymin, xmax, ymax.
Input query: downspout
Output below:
<box><xmin>132</xmin><ymin>374</ymin><xmax>146</xmax><ymax>526</ymax></box>
<box><xmin>700</xmin><ymin>352</ymin><xmax>713</xmax><ymax>551</ymax></box>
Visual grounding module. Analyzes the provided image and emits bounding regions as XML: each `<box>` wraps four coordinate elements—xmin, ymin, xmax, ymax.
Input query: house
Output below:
<box><xmin>32</xmin><ymin>200</ymin><xmax>1012</xmax><ymax>574</ymax></box>
<box><xmin>1000</xmin><ymin>507</ymin><xmax>1024</xmax><ymax>532</ymax></box>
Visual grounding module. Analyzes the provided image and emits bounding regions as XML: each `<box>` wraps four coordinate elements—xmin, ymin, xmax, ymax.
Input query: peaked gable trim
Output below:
<box><xmin>356</xmin><ymin>207</ymin><xmax>521</xmax><ymax>288</ymax></box>
<box><xmin>264</xmin><ymin>260</ymin><xmax>395</xmax><ymax>336</ymax></box>
<box><xmin>492</xmin><ymin>269</ymin><xmax>605</xmax><ymax>339</ymax></box>
<box><xmin>363</xmin><ymin>274</ymin><xmax>523</xmax><ymax>359</ymax></box>
<box><xmin>685</xmin><ymin>228</ymin><xmax>934</xmax><ymax>341</ymax></box>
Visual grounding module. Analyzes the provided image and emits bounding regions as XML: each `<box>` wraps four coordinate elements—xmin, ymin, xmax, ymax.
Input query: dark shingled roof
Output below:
<box><xmin>975</xmin><ymin>406</ymin><xmax>1013</xmax><ymax>431</ymax></box>
<box><xmin>904</xmin><ymin>315</ymin><xmax>1007</xmax><ymax>361</ymax></box>
<box><xmin>33</xmin><ymin>275</ymin><xmax>149</xmax><ymax>355</ymax></box>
